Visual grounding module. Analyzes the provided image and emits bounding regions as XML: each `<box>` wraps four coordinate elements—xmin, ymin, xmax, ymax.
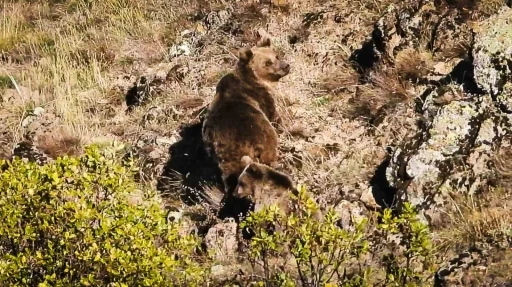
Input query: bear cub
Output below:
<box><xmin>202</xmin><ymin>36</ymin><xmax>290</xmax><ymax>197</ymax></box>
<box><xmin>233</xmin><ymin>156</ymin><xmax>322</xmax><ymax>221</ymax></box>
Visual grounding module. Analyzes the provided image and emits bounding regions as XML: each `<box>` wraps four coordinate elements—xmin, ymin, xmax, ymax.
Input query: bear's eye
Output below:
<box><xmin>265</xmin><ymin>60</ymin><xmax>272</xmax><ymax>66</ymax></box>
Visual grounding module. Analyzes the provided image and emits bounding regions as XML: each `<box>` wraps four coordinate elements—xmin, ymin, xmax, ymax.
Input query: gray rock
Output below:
<box><xmin>204</xmin><ymin>221</ymin><xmax>238</xmax><ymax>263</ymax></box>
<box><xmin>387</xmin><ymin>94</ymin><xmax>510</xmax><ymax>225</ymax></box>
<box><xmin>473</xmin><ymin>7</ymin><xmax>512</xmax><ymax>98</ymax></box>
<box><xmin>351</xmin><ymin>2</ymin><xmax>470</xmax><ymax>77</ymax></box>
<box><xmin>384</xmin><ymin>8</ymin><xmax>512</xmax><ymax>225</ymax></box>
<box><xmin>126</xmin><ymin>63</ymin><xmax>176</xmax><ymax>110</ymax></box>
<box><xmin>334</xmin><ymin>200</ymin><xmax>367</xmax><ymax>231</ymax></box>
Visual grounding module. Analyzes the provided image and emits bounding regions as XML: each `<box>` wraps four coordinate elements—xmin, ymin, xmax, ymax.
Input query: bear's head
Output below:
<box><xmin>237</xmin><ymin>37</ymin><xmax>291</xmax><ymax>83</ymax></box>
<box><xmin>233</xmin><ymin>156</ymin><xmax>296</xmax><ymax>212</ymax></box>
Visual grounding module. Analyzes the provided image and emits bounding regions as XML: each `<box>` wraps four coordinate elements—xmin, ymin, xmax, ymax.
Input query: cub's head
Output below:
<box><xmin>237</xmin><ymin>37</ymin><xmax>291</xmax><ymax>83</ymax></box>
<box><xmin>233</xmin><ymin>156</ymin><xmax>296</xmax><ymax>212</ymax></box>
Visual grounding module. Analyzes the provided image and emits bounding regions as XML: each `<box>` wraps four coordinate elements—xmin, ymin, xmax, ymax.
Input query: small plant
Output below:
<box><xmin>0</xmin><ymin>75</ymin><xmax>14</xmax><ymax>90</ymax></box>
<box><xmin>377</xmin><ymin>203</ymin><xmax>436</xmax><ymax>287</ymax></box>
<box><xmin>0</xmin><ymin>143</ymin><xmax>209</xmax><ymax>287</ymax></box>
<box><xmin>241</xmin><ymin>184</ymin><xmax>371</xmax><ymax>286</ymax></box>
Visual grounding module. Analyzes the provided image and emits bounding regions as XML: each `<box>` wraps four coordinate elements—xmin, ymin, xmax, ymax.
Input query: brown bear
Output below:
<box><xmin>202</xmin><ymin>35</ymin><xmax>290</xmax><ymax>200</ymax></box>
<box><xmin>233</xmin><ymin>156</ymin><xmax>322</xmax><ymax>220</ymax></box>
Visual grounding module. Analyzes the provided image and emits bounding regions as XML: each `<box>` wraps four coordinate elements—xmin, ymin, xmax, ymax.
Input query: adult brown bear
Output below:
<box><xmin>202</xmin><ymin>35</ymin><xmax>290</xmax><ymax>199</ymax></box>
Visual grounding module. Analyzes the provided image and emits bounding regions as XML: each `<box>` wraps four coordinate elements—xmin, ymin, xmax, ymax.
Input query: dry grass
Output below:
<box><xmin>436</xmin><ymin>188</ymin><xmax>512</xmax><ymax>251</ymax></box>
<box><xmin>1</xmin><ymin>1</ymin><xmax>511</xmax><ymax>283</ymax></box>
<box><xmin>436</xmin><ymin>0</ymin><xmax>510</xmax><ymax>19</ymax></box>
<box><xmin>0</xmin><ymin>0</ymin><xmax>187</xmax><ymax>149</ymax></box>
<box><xmin>341</xmin><ymin>66</ymin><xmax>414</xmax><ymax>121</ymax></box>
<box><xmin>436</xmin><ymin>142</ymin><xmax>512</xmax><ymax>250</ymax></box>
<box><xmin>37</xmin><ymin>129</ymin><xmax>83</xmax><ymax>158</ymax></box>
<box><xmin>394</xmin><ymin>48</ymin><xmax>435</xmax><ymax>81</ymax></box>
<box><xmin>494</xmin><ymin>143</ymin><xmax>512</xmax><ymax>189</ymax></box>
<box><xmin>318</xmin><ymin>60</ymin><xmax>359</xmax><ymax>94</ymax></box>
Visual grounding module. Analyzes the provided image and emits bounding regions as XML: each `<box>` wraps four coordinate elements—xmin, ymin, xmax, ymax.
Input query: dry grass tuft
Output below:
<box><xmin>493</xmin><ymin>144</ymin><xmax>512</xmax><ymax>189</ymax></box>
<box><xmin>343</xmin><ymin>66</ymin><xmax>413</xmax><ymax>121</ymax></box>
<box><xmin>437</xmin><ymin>189</ymin><xmax>512</xmax><ymax>252</ymax></box>
<box><xmin>436</xmin><ymin>0</ymin><xmax>510</xmax><ymax>19</ymax></box>
<box><xmin>37</xmin><ymin>130</ymin><xmax>83</xmax><ymax>159</ymax></box>
<box><xmin>395</xmin><ymin>48</ymin><xmax>434</xmax><ymax>81</ymax></box>
<box><xmin>318</xmin><ymin>61</ymin><xmax>359</xmax><ymax>94</ymax></box>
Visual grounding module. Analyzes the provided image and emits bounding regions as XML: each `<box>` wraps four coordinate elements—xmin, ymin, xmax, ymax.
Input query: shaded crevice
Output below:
<box><xmin>349</xmin><ymin>39</ymin><xmax>382</xmax><ymax>73</ymax></box>
<box><xmin>459</xmin><ymin>112</ymin><xmax>485</xmax><ymax>155</ymax></box>
<box><xmin>125</xmin><ymin>77</ymin><xmax>151</xmax><ymax>112</ymax></box>
<box><xmin>369</xmin><ymin>156</ymin><xmax>398</xmax><ymax>209</ymax></box>
<box><xmin>438</xmin><ymin>59</ymin><xmax>485</xmax><ymax>95</ymax></box>
<box><xmin>427</xmin><ymin>12</ymin><xmax>448</xmax><ymax>52</ymax></box>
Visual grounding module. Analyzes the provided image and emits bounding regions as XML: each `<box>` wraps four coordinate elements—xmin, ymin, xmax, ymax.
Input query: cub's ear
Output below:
<box><xmin>256</xmin><ymin>36</ymin><xmax>271</xmax><ymax>47</ymax></box>
<box><xmin>238</xmin><ymin>47</ymin><xmax>253</xmax><ymax>62</ymax></box>
<box><xmin>241</xmin><ymin>155</ymin><xmax>254</xmax><ymax>166</ymax></box>
<box><xmin>267</xmin><ymin>168</ymin><xmax>294</xmax><ymax>190</ymax></box>
<box><xmin>256</xmin><ymin>28</ymin><xmax>271</xmax><ymax>47</ymax></box>
<box><xmin>245</xmin><ymin>163</ymin><xmax>264</xmax><ymax>179</ymax></box>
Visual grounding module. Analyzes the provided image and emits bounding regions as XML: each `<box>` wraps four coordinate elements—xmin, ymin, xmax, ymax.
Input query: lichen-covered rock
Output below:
<box><xmin>497</xmin><ymin>82</ymin><xmax>512</xmax><ymax>112</ymax></box>
<box><xmin>434</xmin><ymin>246</ymin><xmax>488</xmax><ymax>287</ymax></box>
<box><xmin>334</xmin><ymin>200</ymin><xmax>367</xmax><ymax>231</ymax></box>
<box><xmin>383</xmin><ymin>7</ymin><xmax>512</xmax><ymax>225</ymax></box>
<box><xmin>11</xmin><ymin>141</ymin><xmax>52</xmax><ymax>165</ymax></box>
<box><xmin>387</xmin><ymin>95</ymin><xmax>510</xmax><ymax>224</ymax></box>
<box><xmin>473</xmin><ymin>7</ymin><xmax>512</xmax><ymax>98</ymax></box>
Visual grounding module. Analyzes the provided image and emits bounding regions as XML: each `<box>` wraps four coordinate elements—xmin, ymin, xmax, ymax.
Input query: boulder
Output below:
<box><xmin>204</xmin><ymin>221</ymin><xmax>238</xmax><ymax>263</ymax></box>
<box><xmin>384</xmin><ymin>7</ymin><xmax>512</xmax><ymax>225</ymax></box>
<box><xmin>473</xmin><ymin>7</ymin><xmax>512</xmax><ymax>102</ymax></box>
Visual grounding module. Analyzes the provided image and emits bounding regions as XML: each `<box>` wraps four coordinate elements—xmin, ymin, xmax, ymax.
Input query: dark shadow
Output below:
<box><xmin>369</xmin><ymin>156</ymin><xmax>398</xmax><ymax>210</ymax></box>
<box><xmin>125</xmin><ymin>77</ymin><xmax>146</xmax><ymax>112</ymax></box>
<box><xmin>157</xmin><ymin>118</ymin><xmax>223</xmax><ymax>205</ymax></box>
<box><xmin>11</xmin><ymin>141</ymin><xmax>50</xmax><ymax>165</ymax></box>
<box><xmin>349</xmin><ymin>39</ymin><xmax>380</xmax><ymax>74</ymax></box>
<box><xmin>349</xmin><ymin>22</ymin><xmax>386</xmax><ymax>74</ymax></box>
<box><xmin>437</xmin><ymin>59</ymin><xmax>485</xmax><ymax>95</ymax></box>
<box><xmin>157</xmin><ymin>117</ymin><xmax>259</xmax><ymax>232</ymax></box>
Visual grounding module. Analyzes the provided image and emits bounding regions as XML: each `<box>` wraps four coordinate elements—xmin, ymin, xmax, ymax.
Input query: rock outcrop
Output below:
<box><xmin>385</xmin><ymin>7</ymin><xmax>512</xmax><ymax>224</ymax></box>
<box><xmin>473</xmin><ymin>8</ymin><xmax>512</xmax><ymax>112</ymax></box>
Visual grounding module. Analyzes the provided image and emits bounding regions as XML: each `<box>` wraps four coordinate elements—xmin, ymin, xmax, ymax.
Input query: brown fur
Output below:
<box><xmin>202</xmin><ymin>37</ymin><xmax>290</xmax><ymax>194</ymax></box>
<box><xmin>233</xmin><ymin>156</ymin><xmax>322</xmax><ymax>220</ymax></box>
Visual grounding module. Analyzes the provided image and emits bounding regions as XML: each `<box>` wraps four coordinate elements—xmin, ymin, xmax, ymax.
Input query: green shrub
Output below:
<box><xmin>0</xmin><ymin>143</ymin><xmax>209</xmax><ymax>287</ymax></box>
<box><xmin>241</xmin><ymin>184</ymin><xmax>371</xmax><ymax>287</ymax></box>
<box><xmin>0</xmin><ymin>75</ymin><xmax>14</xmax><ymax>90</ymax></box>
<box><xmin>241</xmin><ymin>186</ymin><xmax>437</xmax><ymax>287</ymax></box>
<box><xmin>378</xmin><ymin>203</ymin><xmax>436</xmax><ymax>287</ymax></box>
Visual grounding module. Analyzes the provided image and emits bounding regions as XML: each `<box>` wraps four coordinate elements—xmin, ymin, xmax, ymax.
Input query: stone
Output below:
<box><xmin>204</xmin><ymin>221</ymin><xmax>238</xmax><ymax>263</ymax></box>
<box><xmin>386</xmin><ymin>93</ymin><xmax>510</xmax><ymax>225</ymax></box>
<box><xmin>473</xmin><ymin>7</ymin><xmax>512</xmax><ymax>97</ymax></box>
<box><xmin>334</xmin><ymin>200</ymin><xmax>367</xmax><ymax>231</ymax></box>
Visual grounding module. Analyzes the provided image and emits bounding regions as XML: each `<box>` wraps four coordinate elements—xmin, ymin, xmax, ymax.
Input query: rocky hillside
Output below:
<box><xmin>1</xmin><ymin>0</ymin><xmax>512</xmax><ymax>285</ymax></box>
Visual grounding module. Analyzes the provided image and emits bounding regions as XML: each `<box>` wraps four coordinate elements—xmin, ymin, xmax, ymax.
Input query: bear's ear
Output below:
<box><xmin>256</xmin><ymin>28</ymin><xmax>271</xmax><ymax>47</ymax></box>
<box><xmin>241</xmin><ymin>155</ymin><xmax>254</xmax><ymax>166</ymax></box>
<box><xmin>238</xmin><ymin>47</ymin><xmax>253</xmax><ymax>62</ymax></box>
<box><xmin>246</xmin><ymin>163</ymin><xmax>264</xmax><ymax>179</ymax></box>
<box><xmin>256</xmin><ymin>36</ymin><xmax>271</xmax><ymax>47</ymax></box>
<box><xmin>267</xmin><ymin>168</ymin><xmax>294</xmax><ymax>190</ymax></box>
